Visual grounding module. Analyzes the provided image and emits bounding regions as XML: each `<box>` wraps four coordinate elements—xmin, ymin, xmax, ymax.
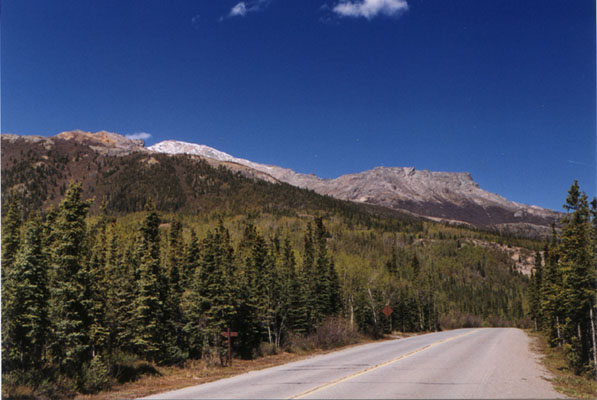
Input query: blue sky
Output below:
<box><xmin>2</xmin><ymin>0</ymin><xmax>595</xmax><ymax>210</ymax></box>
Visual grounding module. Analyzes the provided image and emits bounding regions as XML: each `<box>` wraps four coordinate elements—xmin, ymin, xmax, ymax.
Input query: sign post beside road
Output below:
<box><xmin>382</xmin><ymin>305</ymin><xmax>393</xmax><ymax>333</ymax></box>
<box><xmin>221</xmin><ymin>327</ymin><xmax>238</xmax><ymax>366</ymax></box>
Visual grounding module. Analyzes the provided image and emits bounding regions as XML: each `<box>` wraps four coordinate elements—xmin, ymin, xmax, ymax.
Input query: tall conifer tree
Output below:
<box><xmin>559</xmin><ymin>181</ymin><xmax>594</xmax><ymax>371</ymax></box>
<box><xmin>48</xmin><ymin>182</ymin><xmax>92</xmax><ymax>378</ymax></box>
<box><xmin>3</xmin><ymin>217</ymin><xmax>49</xmax><ymax>372</ymax></box>
<box><xmin>133</xmin><ymin>208</ymin><xmax>169</xmax><ymax>362</ymax></box>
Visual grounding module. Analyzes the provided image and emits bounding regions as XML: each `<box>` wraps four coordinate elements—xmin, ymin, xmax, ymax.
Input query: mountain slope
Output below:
<box><xmin>0</xmin><ymin>131</ymin><xmax>561</xmax><ymax>236</ymax></box>
<box><xmin>0</xmin><ymin>132</ymin><xmax>414</xmax><ymax>230</ymax></box>
<box><xmin>148</xmin><ymin>139</ymin><xmax>561</xmax><ymax>233</ymax></box>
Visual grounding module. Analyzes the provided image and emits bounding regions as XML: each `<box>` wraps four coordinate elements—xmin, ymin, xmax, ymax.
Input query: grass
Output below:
<box><xmin>74</xmin><ymin>352</ymin><xmax>309</xmax><ymax>400</ymax></box>
<box><xmin>74</xmin><ymin>334</ymin><xmax>399</xmax><ymax>400</ymax></box>
<box><xmin>527</xmin><ymin>330</ymin><xmax>597</xmax><ymax>399</ymax></box>
<box><xmin>3</xmin><ymin>330</ymin><xmax>425</xmax><ymax>400</ymax></box>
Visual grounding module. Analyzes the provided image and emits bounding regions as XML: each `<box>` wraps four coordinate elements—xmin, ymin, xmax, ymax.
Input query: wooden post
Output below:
<box><xmin>556</xmin><ymin>316</ymin><xmax>561</xmax><ymax>347</ymax></box>
<box><xmin>382</xmin><ymin>305</ymin><xmax>393</xmax><ymax>334</ymax></box>
<box><xmin>228</xmin><ymin>328</ymin><xmax>232</xmax><ymax>367</ymax></box>
<box><xmin>590</xmin><ymin>307</ymin><xmax>596</xmax><ymax>376</ymax></box>
<box><xmin>221</xmin><ymin>327</ymin><xmax>238</xmax><ymax>367</ymax></box>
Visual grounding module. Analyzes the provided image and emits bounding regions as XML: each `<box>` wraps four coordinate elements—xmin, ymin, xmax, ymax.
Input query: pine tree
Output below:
<box><xmin>167</xmin><ymin>216</ymin><xmax>184</xmax><ymax>296</ymax></box>
<box><xmin>274</xmin><ymin>238</ymin><xmax>296</xmax><ymax>346</ymax></box>
<box><xmin>1</xmin><ymin>199</ymin><xmax>22</xmax><ymax>275</ymax></box>
<box><xmin>288</xmin><ymin>261</ymin><xmax>311</xmax><ymax>334</ymax></box>
<box><xmin>182</xmin><ymin>229</ymin><xmax>200</xmax><ymax>289</ymax></box>
<box><xmin>48</xmin><ymin>182</ymin><xmax>93</xmax><ymax>378</ymax></box>
<box><xmin>104</xmin><ymin>228</ymin><xmax>136</xmax><ymax>354</ymax></box>
<box><xmin>528</xmin><ymin>251</ymin><xmax>543</xmax><ymax>330</ymax></box>
<box><xmin>87</xmin><ymin>216</ymin><xmax>110</xmax><ymax>358</ymax></box>
<box><xmin>1</xmin><ymin>199</ymin><xmax>22</xmax><ymax>372</ymax></box>
<box><xmin>559</xmin><ymin>182</ymin><xmax>594</xmax><ymax>371</ymax></box>
<box><xmin>133</xmin><ymin>209</ymin><xmax>169</xmax><ymax>362</ymax></box>
<box><xmin>327</xmin><ymin>257</ymin><xmax>341</xmax><ymax>316</ymax></box>
<box><xmin>3</xmin><ymin>217</ymin><xmax>49</xmax><ymax>372</ymax></box>
<box><xmin>189</xmin><ymin>223</ymin><xmax>237</xmax><ymax>365</ymax></box>
<box><xmin>313</xmin><ymin>217</ymin><xmax>331</xmax><ymax>319</ymax></box>
<box><xmin>166</xmin><ymin>216</ymin><xmax>185</xmax><ymax>354</ymax></box>
<box><xmin>540</xmin><ymin>226</ymin><xmax>563</xmax><ymax>347</ymax></box>
<box><xmin>247</xmin><ymin>229</ymin><xmax>276</xmax><ymax>343</ymax></box>
<box><xmin>301</xmin><ymin>222</ymin><xmax>317</xmax><ymax>329</ymax></box>
<box><xmin>411</xmin><ymin>253</ymin><xmax>420</xmax><ymax>277</ymax></box>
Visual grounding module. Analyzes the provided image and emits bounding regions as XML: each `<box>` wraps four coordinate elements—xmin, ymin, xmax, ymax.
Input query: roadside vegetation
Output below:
<box><xmin>529</xmin><ymin>330</ymin><xmax>597</xmax><ymax>399</ymax></box>
<box><xmin>527</xmin><ymin>181</ymin><xmax>597</xmax><ymax>379</ymax></box>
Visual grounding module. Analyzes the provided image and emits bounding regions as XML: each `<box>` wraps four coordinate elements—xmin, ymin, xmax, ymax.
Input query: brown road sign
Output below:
<box><xmin>221</xmin><ymin>330</ymin><xmax>238</xmax><ymax>338</ymax></box>
<box><xmin>382</xmin><ymin>305</ymin><xmax>393</xmax><ymax>317</ymax></box>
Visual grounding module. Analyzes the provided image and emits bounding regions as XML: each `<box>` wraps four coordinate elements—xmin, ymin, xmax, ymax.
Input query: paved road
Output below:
<box><xmin>143</xmin><ymin>328</ymin><xmax>564</xmax><ymax>399</ymax></box>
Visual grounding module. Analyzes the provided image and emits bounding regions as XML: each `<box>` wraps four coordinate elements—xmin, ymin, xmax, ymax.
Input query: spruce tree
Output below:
<box><xmin>288</xmin><ymin>262</ymin><xmax>311</xmax><ymax>334</ymax></box>
<box><xmin>301</xmin><ymin>222</ymin><xmax>317</xmax><ymax>328</ymax></box>
<box><xmin>1</xmin><ymin>199</ymin><xmax>22</xmax><ymax>371</ymax></box>
<box><xmin>182</xmin><ymin>229</ymin><xmax>200</xmax><ymax>289</ymax></box>
<box><xmin>48</xmin><ymin>182</ymin><xmax>93</xmax><ymax>378</ymax></box>
<box><xmin>313</xmin><ymin>217</ymin><xmax>331</xmax><ymax>320</ymax></box>
<box><xmin>1</xmin><ymin>199</ymin><xmax>21</xmax><ymax>275</ymax></box>
<box><xmin>541</xmin><ymin>227</ymin><xmax>563</xmax><ymax>347</ymax></box>
<box><xmin>3</xmin><ymin>217</ymin><xmax>49</xmax><ymax>372</ymax></box>
<box><xmin>166</xmin><ymin>216</ymin><xmax>185</xmax><ymax>354</ymax></box>
<box><xmin>189</xmin><ymin>223</ymin><xmax>237</xmax><ymax>365</ymax></box>
<box><xmin>559</xmin><ymin>182</ymin><xmax>594</xmax><ymax>371</ymax></box>
<box><xmin>528</xmin><ymin>251</ymin><xmax>543</xmax><ymax>330</ymax></box>
<box><xmin>167</xmin><ymin>216</ymin><xmax>184</xmax><ymax>296</ymax></box>
<box><xmin>275</xmin><ymin>238</ymin><xmax>296</xmax><ymax>345</ymax></box>
<box><xmin>133</xmin><ymin>209</ymin><xmax>169</xmax><ymax>362</ymax></box>
<box><xmin>247</xmin><ymin>230</ymin><xmax>276</xmax><ymax>343</ymax></box>
<box><xmin>87</xmin><ymin>217</ymin><xmax>110</xmax><ymax>358</ymax></box>
<box><xmin>105</xmin><ymin>228</ymin><xmax>136</xmax><ymax>354</ymax></box>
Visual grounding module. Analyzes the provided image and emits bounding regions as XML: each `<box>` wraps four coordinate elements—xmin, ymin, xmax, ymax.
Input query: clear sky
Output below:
<box><xmin>2</xmin><ymin>0</ymin><xmax>595</xmax><ymax>211</ymax></box>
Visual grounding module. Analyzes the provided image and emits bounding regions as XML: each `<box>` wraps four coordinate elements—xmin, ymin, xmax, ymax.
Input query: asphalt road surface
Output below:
<box><xmin>143</xmin><ymin>328</ymin><xmax>564</xmax><ymax>399</ymax></box>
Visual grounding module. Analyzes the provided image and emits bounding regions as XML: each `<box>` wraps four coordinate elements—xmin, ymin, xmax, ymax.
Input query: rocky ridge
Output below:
<box><xmin>148</xmin><ymin>139</ymin><xmax>561</xmax><ymax>233</ymax></box>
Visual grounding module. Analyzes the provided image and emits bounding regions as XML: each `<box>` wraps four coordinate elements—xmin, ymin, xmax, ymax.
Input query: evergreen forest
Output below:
<box><xmin>1</xmin><ymin>172</ymin><xmax>595</xmax><ymax>396</ymax></box>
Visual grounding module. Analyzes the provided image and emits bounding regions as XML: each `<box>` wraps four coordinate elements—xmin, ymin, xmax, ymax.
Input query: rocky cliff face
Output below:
<box><xmin>148</xmin><ymin>139</ymin><xmax>561</xmax><ymax>233</ymax></box>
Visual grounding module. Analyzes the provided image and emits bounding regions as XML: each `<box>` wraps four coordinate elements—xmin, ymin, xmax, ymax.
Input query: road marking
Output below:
<box><xmin>288</xmin><ymin>329</ymin><xmax>480</xmax><ymax>399</ymax></box>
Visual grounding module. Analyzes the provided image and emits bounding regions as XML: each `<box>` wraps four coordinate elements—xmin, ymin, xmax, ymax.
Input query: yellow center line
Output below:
<box><xmin>288</xmin><ymin>329</ymin><xmax>480</xmax><ymax>399</ymax></box>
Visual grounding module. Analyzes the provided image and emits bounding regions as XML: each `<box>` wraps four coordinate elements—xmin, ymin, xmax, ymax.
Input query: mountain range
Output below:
<box><xmin>1</xmin><ymin>130</ymin><xmax>561</xmax><ymax>236</ymax></box>
<box><xmin>147</xmin><ymin>138</ymin><xmax>560</xmax><ymax>235</ymax></box>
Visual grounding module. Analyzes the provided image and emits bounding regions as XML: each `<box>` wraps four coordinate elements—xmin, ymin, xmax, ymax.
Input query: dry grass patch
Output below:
<box><xmin>527</xmin><ymin>330</ymin><xmax>597</xmax><ymax>399</ymax></box>
<box><xmin>74</xmin><ymin>352</ymin><xmax>306</xmax><ymax>400</ymax></box>
<box><xmin>75</xmin><ymin>331</ymin><xmax>414</xmax><ymax>400</ymax></box>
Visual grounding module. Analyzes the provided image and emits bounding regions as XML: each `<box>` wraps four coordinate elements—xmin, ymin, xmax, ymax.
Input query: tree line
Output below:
<box><xmin>527</xmin><ymin>180</ymin><xmax>597</xmax><ymax>376</ymax></box>
<box><xmin>2</xmin><ymin>181</ymin><xmax>538</xmax><ymax>395</ymax></box>
<box><xmin>1</xmin><ymin>183</ymin><xmax>343</xmax><ymax>393</ymax></box>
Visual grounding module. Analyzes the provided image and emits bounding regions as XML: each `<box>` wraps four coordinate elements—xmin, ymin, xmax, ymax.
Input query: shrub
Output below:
<box><xmin>286</xmin><ymin>317</ymin><xmax>360</xmax><ymax>353</ymax></box>
<box><xmin>439</xmin><ymin>311</ymin><xmax>482</xmax><ymax>329</ymax></box>
<box><xmin>258</xmin><ymin>342</ymin><xmax>278</xmax><ymax>357</ymax></box>
<box><xmin>108</xmin><ymin>352</ymin><xmax>160</xmax><ymax>384</ymax></box>
<box><xmin>79</xmin><ymin>356</ymin><xmax>110</xmax><ymax>394</ymax></box>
